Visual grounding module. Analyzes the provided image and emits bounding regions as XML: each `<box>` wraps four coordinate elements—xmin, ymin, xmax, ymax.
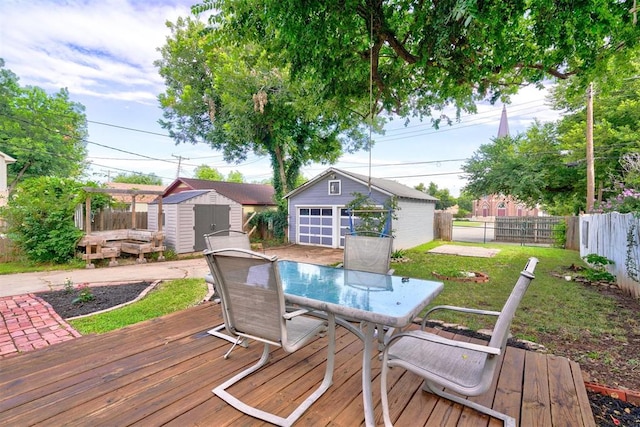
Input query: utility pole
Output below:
<box><xmin>172</xmin><ymin>154</ymin><xmax>189</xmax><ymax>178</ymax></box>
<box><xmin>586</xmin><ymin>83</ymin><xmax>595</xmax><ymax>212</ymax></box>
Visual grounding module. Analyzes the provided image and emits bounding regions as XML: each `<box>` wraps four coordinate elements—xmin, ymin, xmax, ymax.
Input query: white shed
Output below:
<box><xmin>148</xmin><ymin>190</ymin><xmax>243</xmax><ymax>254</ymax></box>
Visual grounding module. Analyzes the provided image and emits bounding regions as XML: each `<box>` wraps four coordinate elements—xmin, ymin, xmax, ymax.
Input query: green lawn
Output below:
<box><xmin>69</xmin><ymin>278</ymin><xmax>208</xmax><ymax>334</ymax></box>
<box><xmin>392</xmin><ymin>241</ymin><xmax>624</xmax><ymax>352</ymax></box>
<box><xmin>453</xmin><ymin>220</ymin><xmax>485</xmax><ymax>227</ymax></box>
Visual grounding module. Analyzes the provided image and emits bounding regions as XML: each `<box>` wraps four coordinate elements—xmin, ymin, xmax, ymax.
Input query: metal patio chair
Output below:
<box><xmin>341</xmin><ymin>231</ymin><xmax>394</xmax><ymax>275</ymax></box>
<box><xmin>338</xmin><ymin>232</ymin><xmax>395</xmax><ymax>346</ymax></box>
<box><xmin>203</xmin><ymin>229</ymin><xmax>251</xmax><ymax>346</ymax></box>
<box><xmin>380</xmin><ymin>257</ymin><xmax>539</xmax><ymax>427</ymax></box>
<box><xmin>205</xmin><ymin>248</ymin><xmax>336</xmax><ymax>427</ymax></box>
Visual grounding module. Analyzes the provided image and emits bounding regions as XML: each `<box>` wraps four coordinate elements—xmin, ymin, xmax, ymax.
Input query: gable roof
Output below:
<box><xmin>285</xmin><ymin>167</ymin><xmax>438</xmax><ymax>202</ymax></box>
<box><xmin>152</xmin><ymin>190</ymin><xmax>211</xmax><ymax>205</ymax></box>
<box><xmin>164</xmin><ymin>178</ymin><xmax>276</xmax><ymax>206</ymax></box>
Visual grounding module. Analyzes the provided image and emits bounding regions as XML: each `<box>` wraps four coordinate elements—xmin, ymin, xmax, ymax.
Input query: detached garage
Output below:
<box><xmin>284</xmin><ymin>168</ymin><xmax>438</xmax><ymax>250</ymax></box>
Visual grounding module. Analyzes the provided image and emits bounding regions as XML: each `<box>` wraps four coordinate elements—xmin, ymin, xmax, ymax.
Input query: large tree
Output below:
<box><xmin>155</xmin><ymin>18</ymin><xmax>370</xmax><ymax>204</ymax></box>
<box><xmin>0</xmin><ymin>59</ymin><xmax>88</xmax><ymax>192</ymax></box>
<box><xmin>112</xmin><ymin>172</ymin><xmax>163</xmax><ymax>185</ymax></box>
<box><xmin>463</xmin><ymin>48</ymin><xmax>640</xmax><ymax>214</ymax></box>
<box><xmin>195</xmin><ymin>0</ymin><xmax>639</xmax><ymax>122</ymax></box>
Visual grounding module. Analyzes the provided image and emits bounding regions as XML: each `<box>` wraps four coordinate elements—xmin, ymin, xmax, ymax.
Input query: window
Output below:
<box><xmin>328</xmin><ymin>180</ymin><xmax>341</xmax><ymax>195</ymax></box>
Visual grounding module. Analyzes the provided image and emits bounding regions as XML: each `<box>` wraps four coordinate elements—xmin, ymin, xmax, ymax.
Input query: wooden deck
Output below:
<box><xmin>0</xmin><ymin>303</ymin><xmax>595</xmax><ymax>426</ymax></box>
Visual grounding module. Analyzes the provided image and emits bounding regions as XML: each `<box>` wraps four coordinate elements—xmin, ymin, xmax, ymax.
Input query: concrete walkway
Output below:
<box><xmin>0</xmin><ymin>245</ymin><xmax>343</xmax><ymax>359</ymax></box>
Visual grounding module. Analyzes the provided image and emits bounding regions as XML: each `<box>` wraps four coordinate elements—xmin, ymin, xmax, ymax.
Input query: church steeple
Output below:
<box><xmin>497</xmin><ymin>105</ymin><xmax>510</xmax><ymax>138</ymax></box>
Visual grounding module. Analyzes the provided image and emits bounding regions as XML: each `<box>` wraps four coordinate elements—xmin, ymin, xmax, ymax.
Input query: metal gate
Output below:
<box><xmin>193</xmin><ymin>205</ymin><xmax>230</xmax><ymax>251</ymax></box>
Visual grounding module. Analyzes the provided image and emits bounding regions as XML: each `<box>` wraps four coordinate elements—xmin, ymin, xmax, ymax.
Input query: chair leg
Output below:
<box><xmin>212</xmin><ymin>315</ymin><xmax>336</xmax><ymax>427</ymax></box>
<box><xmin>422</xmin><ymin>380</ymin><xmax>516</xmax><ymax>427</ymax></box>
<box><xmin>207</xmin><ymin>323</ymin><xmax>249</xmax><ymax>348</ymax></box>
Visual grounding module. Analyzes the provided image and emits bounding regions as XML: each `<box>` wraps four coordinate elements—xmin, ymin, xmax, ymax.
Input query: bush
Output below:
<box><xmin>552</xmin><ymin>220</ymin><xmax>567</xmax><ymax>248</ymax></box>
<box><xmin>249</xmin><ymin>209</ymin><xmax>288</xmax><ymax>241</ymax></box>
<box><xmin>1</xmin><ymin>177</ymin><xmax>84</xmax><ymax>264</ymax></box>
<box><xmin>582</xmin><ymin>254</ymin><xmax>616</xmax><ymax>283</ymax></box>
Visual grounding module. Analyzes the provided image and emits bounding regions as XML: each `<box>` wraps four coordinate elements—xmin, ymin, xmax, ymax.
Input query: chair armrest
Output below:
<box><xmin>283</xmin><ymin>308</ymin><xmax>313</xmax><ymax>320</ymax></box>
<box><xmin>421</xmin><ymin>305</ymin><xmax>501</xmax><ymax>329</ymax></box>
<box><xmin>387</xmin><ymin>330</ymin><xmax>501</xmax><ymax>356</ymax></box>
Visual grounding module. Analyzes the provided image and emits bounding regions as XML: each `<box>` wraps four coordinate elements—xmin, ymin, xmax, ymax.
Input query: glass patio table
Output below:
<box><xmin>279</xmin><ymin>260</ymin><xmax>444</xmax><ymax>427</ymax></box>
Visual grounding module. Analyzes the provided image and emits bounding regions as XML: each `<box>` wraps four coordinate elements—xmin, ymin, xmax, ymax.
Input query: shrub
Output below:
<box><xmin>582</xmin><ymin>254</ymin><xmax>616</xmax><ymax>283</ymax></box>
<box><xmin>1</xmin><ymin>177</ymin><xmax>84</xmax><ymax>263</ymax></box>
<box><xmin>552</xmin><ymin>220</ymin><xmax>567</xmax><ymax>248</ymax></box>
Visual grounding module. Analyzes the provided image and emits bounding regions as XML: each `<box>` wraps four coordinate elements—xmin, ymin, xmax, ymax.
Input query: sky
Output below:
<box><xmin>0</xmin><ymin>0</ymin><xmax>560</xmax><ymax>197</ymax></box>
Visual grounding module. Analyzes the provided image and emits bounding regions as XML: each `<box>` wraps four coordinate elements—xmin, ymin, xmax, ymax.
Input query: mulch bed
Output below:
<box><xmin>589</xmin><ymin>391</ymin><xmax>640</xmax><ymax>426</ymax></box>
<box><xmin>37</xmin><ymin>282</ymin><xmax>151</xmax><ymax>319</ymax></box>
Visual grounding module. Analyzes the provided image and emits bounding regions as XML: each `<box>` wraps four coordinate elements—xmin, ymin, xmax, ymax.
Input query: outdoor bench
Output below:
<box><xmin>77</xmin><ymin>229</ymin><xmax>165</xmax><ymax>268</ymax></box>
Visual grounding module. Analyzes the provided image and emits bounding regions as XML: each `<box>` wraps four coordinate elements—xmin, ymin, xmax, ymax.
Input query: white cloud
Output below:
<box><xmin>0</xmin><ymin>0</ymin><xmax>194</xmax><ymax>103</ymax></box>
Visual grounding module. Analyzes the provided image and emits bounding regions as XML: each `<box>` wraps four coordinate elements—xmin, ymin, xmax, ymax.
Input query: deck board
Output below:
<box><xmin>0</xmin><ymin>303</ymin><xmax>595</xmax><ymax>426</ymax></box>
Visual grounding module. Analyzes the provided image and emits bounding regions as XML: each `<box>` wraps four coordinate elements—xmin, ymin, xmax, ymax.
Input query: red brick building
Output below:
<box><xmin>471</xmin><ymin>106</ymin><xmax>542</xmax><ymax>220</ymax></box>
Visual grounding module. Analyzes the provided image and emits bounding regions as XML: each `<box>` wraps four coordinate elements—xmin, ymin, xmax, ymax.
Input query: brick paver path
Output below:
<box><xmin>0</xmin><ymin>294</ymin><xmax>81</xmax><ymax>359</ymax></box>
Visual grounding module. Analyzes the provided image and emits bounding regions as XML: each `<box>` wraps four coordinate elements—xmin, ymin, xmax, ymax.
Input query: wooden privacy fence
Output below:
<box><xmin>81</xmin><ymin>210</ymin><xmax>148</xmax><ymax>232</ymax></box>
<box><xmin>580</xmin><ymin>213</ymin><xmax>640</xmax><ymax>298</ymax></box>
<box><xmin>494</xmin><ymin>216</ymin><xmax>579</xmax><ymax>249</ymax></box>
<box><xmin>0</xmin><ymin>237</ymin><xmax>19</xmax><ymax>262</ymax></box>
<box><xmin>434</xmin><ymin>212</ymin><xmax>453</xmax><ymax>241</ymax></box>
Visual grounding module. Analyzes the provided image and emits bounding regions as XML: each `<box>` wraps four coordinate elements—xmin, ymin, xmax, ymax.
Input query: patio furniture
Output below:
<box><xmin>206</xmin><ymin>248</ymin><xmax>336</xmax><ymax>427</ymax></box>
<box><xmin>340</xmin><ymin>231</ymin><xmax>395</xmax><ymax>348</ymax></box>
<box><xmin>203</xmin><ymin>229</ymin><xmax>251</xmax><ymax>347</ymax></box>
<box><xmin>341</xmin><ymin>231</ymin><xmax>394</xmax><ymax>275</ymax></box>
<box><xmin>380</xmin><ymin>257</ymin><xmax>538</xmax><ymax>427</ymax></box>
<box><xmin>278</xmin><ymin>260</ymin><xmax>443</xmax><ymax>427</ymax></box>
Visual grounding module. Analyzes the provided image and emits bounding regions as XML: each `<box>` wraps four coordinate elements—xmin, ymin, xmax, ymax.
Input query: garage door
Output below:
<box><xmin>298</xmin><ymin>208</ymin><xmax>334</xmax><ymax>246</ymax></box>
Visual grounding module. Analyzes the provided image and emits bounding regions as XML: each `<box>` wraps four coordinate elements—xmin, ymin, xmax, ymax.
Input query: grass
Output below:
<box><xmin>453</xmin><ymin>220</ymin><xmax>485</xmax><ymax>227</ymax></box>
<box><xmin>0</xmin><ymin>259</ymin><xmax>85</xmax><ymax>274</ymax></box>
<box><xmin>68</xmin><ymin>278</ymin><xmax>208</xmax><ymax>334</ymax></box>
<box><xmin>392</xmin><ymin>241</ymin><xmax>625</xmax><ymax>351</ymax></box>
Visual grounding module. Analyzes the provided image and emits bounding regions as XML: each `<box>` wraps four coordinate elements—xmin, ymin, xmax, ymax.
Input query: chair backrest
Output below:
<box><xmin>205</xmin><ymin>248</ymin><xmax>286</xmax><ymax>344</ymax></box>
<box><xmin>343</xmin><ymin>232</ymin><xmax>393</xmax><ymax>274</ymax></box>
<box><xmin>487</xmin><ymin>257</ymin><xmax>539</xmax><ymax>351</ymax></box>
<box><xmin>204</xmin><ymin>229</ymin><xmax>251</xmax><ymax>252</ymax></box>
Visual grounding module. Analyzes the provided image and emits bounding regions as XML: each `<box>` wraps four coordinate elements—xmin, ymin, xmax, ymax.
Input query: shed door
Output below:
<box><xmin>297</xmin><ymin>207</ymin><xmax>334</xmax><ymax>247</ymax></box>
<box><xmin>194</xmin><ymin>205</ymin><xmax>230</xmax><ymax>251</ymax></box>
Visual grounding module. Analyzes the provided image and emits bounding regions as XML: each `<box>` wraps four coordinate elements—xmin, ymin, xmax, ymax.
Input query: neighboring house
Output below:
<box><xmin>284</xmin><ymin>167</ymin><xmax>438</xmax><ymax>250</ymax></box>
<box><xmin>104</xmin><ymin>182</ymin><xmax>166</xmax><ymax>212</ymax></box>
<box><xmin>0</xmin><ymin>151</ymin><xmax>16</xmax><ymax>207</ymax></box>
<box><xmin>471</xmin><ymin>105</ymin><xmax>542</xmax><ymax>220</ymax></box>
<box><xmin>148</xmin><ymin>178</ymin><xmax>276</xmax><ymax>254</ymax></box>
<box><xmin>472</xmin><ymin>195</ymin><xmax>541</xmax><ymax>219</ymax></box>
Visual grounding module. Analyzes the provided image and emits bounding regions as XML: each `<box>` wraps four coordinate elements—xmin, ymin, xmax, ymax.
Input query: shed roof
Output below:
<box><xmin>164</xmin><ymin>178</ymin><xmax>275</xmax><ymax>206</ymax></box>
<box><xmin>151</xmin><ymin>190</ymin><xmax>210</xmax><ymax>205</ymax></box>
<box><xmin>285</xmin><ymin>167</ymin><xmax>438</xmax><ymax>202</ymax></box>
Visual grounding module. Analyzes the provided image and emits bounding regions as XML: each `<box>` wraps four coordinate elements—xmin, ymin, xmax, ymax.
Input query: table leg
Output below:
<box><xmin>361</xmin><ymin>321</ymin><xmax>376</xmax><ymax>427</ymax></box>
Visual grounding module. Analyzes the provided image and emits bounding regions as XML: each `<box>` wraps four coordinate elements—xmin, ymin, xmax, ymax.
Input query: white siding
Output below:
<box><xmin>148</xmin><ymin>205</ymin><xmax>159</xmax><ymax>230</ymax></box>
<box><xmin>175</xmin><ymin>204</ymin><xmax>195</xmax><ymax>254</ymax></box>
<box><xmin>150</xmin><ymin>190</ymin><xmax>244</xmax><ymax>254</ymax></box>
<box><xmin>393</xmin><ymin>199</ymin><xmax>436</xmax><ymax>249</ymax></box>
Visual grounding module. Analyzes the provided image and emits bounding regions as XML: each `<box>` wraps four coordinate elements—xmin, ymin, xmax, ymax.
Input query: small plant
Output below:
<box><xmin>551</xmin><ymin>220</ymin><xmax>567</xmax><ymax>248</ymax></box>
<box><xmin>63</xmin><ymin>277</ymin><xmax>74</xmax><ymax>293</ymax></box>
<box><xmin>73</xmin><ymin>284</ymin><xmax>95</xmax><ymax>304</ymax></box>
<box><xmin>581</xmin><ymin>254</ymin><xmax>616</xmax><ymax>283</ymax></box>
<box><xmin>391</xmin><ymin>249</ymin><xmax>406</xmax><ymax>260</ymax></box>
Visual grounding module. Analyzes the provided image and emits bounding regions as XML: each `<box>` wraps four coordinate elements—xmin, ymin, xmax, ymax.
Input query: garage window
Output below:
<box><xmin>298</xmin><ymin>207</ymin><xmax>334</xmax><ymax>246</ymax></box>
